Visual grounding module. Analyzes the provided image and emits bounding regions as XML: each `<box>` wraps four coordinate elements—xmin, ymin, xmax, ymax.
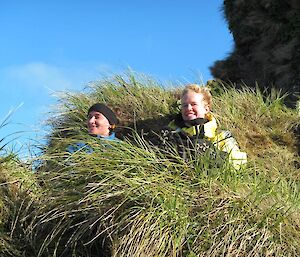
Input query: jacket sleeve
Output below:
<box><xmin>212</xmin><ymin>130</ymin><xmax>247</xmax><ymax>169</ymax></box>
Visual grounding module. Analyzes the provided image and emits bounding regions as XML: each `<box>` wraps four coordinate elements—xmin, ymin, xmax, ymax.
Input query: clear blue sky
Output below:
<box><xmin>0</xmin><ymin>1</ymin><xmax>233</xmax><ymax>157</ymax></box>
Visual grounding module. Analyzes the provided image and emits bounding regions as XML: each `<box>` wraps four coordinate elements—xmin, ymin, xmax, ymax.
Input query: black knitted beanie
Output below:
<box><xmin>87</xmin><ymin>103</ymin><xmax>118</xmax><ymax>125</ymax></box>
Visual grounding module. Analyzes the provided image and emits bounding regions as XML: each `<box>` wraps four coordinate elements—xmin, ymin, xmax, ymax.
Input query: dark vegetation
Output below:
<box><xmin>210</xmin><ymin>0</ymin><xmax>300</xmax><ymax>107</ymax></box>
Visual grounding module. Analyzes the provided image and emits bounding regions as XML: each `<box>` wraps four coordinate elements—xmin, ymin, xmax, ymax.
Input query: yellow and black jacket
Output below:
<box><xmin>165</xmin><ymin>113</ymin><xmax>247</xmax><ymax>169</ymax></box>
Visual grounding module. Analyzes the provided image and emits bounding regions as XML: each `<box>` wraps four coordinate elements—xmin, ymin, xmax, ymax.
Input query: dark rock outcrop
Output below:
<box><xmin>210</xmin><ymin>0</ymin><xmax>300</xmax><ymax>107</ymax></box>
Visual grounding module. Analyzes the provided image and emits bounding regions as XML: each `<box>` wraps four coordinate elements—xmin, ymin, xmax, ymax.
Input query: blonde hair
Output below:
<box><xmin>182</xmin><ymin>84</ymin><xmax>212</xmax><ymax>109</ymax></box>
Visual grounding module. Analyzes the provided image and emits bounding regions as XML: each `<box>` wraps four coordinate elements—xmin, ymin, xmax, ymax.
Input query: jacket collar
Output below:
<box><xmin>170</xmin><ymin>113</ymin><xmax>217</xmax><ymax>139</ymax></box>
<box><xmin>96</xmin><ymin>132</ymin><xmax>116</xmax><ymax>140</ymax></box>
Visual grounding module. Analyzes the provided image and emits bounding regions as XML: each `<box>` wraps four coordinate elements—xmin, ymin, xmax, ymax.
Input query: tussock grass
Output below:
<box><xmin>212</xmin><ymin>84</ymin><xmax>299</xmax><ymax>179</ymax></box>
<box><xmin>0</xmin><ymin>154</ymin><xmax>39</xmax><ymax>257</ymax></box>
<box><xmin>32</xmin><ymin>135</ymin><xmax>300</xmax><ymax>256</ymax></box>
<box><xmin>0</xmin><ymin>73</ymin><xmax>298</xmax><ymax>256</ymax></box>
<box><xmin>0</xmin><ymin>114</ymin><xmax>41</xmax><ymax>257</ymax></box>
<box><xmin>27</xmin><ymin>73</ymin><xmax>300</xmax><ymax>257</ymax></box>
<box><xmin>47</xmin><ymin>72</ymin><xmax>177</xmax><ymax>144</ymax></box>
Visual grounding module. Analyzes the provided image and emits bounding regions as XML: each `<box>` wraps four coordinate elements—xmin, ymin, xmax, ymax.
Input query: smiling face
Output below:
<box><xmin>181</xmin><ymin>91</ymin><xmax>210</xmax><ymax>121</ymax></box>
<box><xmin>87</xmin><ymin>111</ymin><xmax>111</xmax><ymax>136</ymax></box>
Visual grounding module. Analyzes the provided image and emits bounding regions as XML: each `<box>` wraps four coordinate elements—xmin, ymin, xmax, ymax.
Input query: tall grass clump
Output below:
<box><xmin>31</xmin><ymin>73</ymin><xmax>300</xmax><ymax>256</ymax></box>
<box><xmin>46</xmin><ymin>72</ymin><xmax>178</xmax><ymax>146</ymax></box>
<box><xmin>0</xmin><ymin>116</ymin><xmax>40</xmax><ymax>257</ymax></box>
<box><xmin>212</xmin><ymin>83</ymin><xmax>300</xmax><ymax>179</ymax></box>
<box><xmin>0</xmin><ymin>154</ymin><xmax>40</xmax><ymax>257</ymax></box>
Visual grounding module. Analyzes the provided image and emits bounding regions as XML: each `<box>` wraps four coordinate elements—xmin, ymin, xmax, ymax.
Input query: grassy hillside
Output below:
<box><xmin>0</xmin><ymin>154</ymin><xmax>39</xmax><ymax>257</ymax></box>
<box><xmin>1</xmin><ymin>72</ymin><xmax>299</xmax><ymax>256</ymax></box>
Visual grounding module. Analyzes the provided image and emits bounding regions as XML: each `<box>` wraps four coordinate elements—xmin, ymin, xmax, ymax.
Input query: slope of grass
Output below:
<box><xmin>27</xmin><ymin>73</ymin><xmax>300</xmax><ymax>257</ymax></box>
<box><xmin>31</xmin><ymin>138</ymin><xmax>300</xmax><ymax>256</ymax></box>
<box><xmin>212</xmin><ymin>84</ymin><xmax>299</xmax><ymax>179</ymax></box>
<box><xmin>0</xmin><ymin>114</ymin><xmax>41</xmax><ymax>257</ymax></box>
<box><xmin>0</xmin><ymin>154</ymin><xmax>40</xmax><ymax>257</ymax></box>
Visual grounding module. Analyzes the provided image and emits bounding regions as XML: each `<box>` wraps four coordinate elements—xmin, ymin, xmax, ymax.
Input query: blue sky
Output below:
<box><xmin>0</xmin><ymin>1</ymin><xmax>233</xmax><ymax>157</ymax></box>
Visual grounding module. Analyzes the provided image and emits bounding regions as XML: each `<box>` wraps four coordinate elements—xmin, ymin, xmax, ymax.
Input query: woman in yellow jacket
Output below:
<box><xmin>166</xmin><ymin>84</ymin><xmax>247</xmax><ymax>169</ymax></box>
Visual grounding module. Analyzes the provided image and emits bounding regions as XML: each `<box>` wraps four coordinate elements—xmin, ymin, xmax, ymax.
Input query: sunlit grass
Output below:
<box><xmin>25</xmin><ymin>73</ymin><xmax>300</xmax><ymax>257</ymax></box>
<box><xmin>0</xmin><ymin>113</ymin><xmax>41</xmax><ymax>257</ymax></box>
<box><xmin>0</xmin><ymin>72</ymin><xmax>298</xmax><ymax>256</ymax></box>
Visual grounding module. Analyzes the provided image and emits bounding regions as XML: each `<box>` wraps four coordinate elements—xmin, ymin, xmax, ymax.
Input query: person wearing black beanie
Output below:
<box><xmin>67</xmin><ymin>103</ymin><xmax>119</xmax><ymax>153</ymax></box>
<box><xmin>87</xmin><ymin>103</ymin><xmax>119</xmax><ymax>138</ymax></box>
